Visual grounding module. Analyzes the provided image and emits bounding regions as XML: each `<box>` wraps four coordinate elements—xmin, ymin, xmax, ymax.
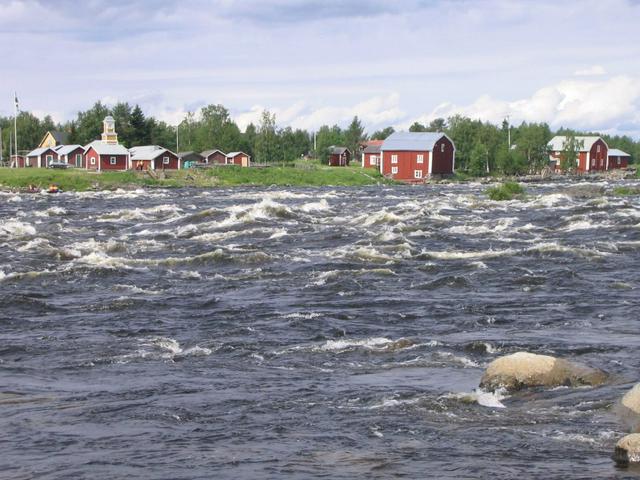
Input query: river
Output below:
<box><xmin>1</xmin><ymin>182</ymin><xmax>639</xmax><ymax>478</ymax></box>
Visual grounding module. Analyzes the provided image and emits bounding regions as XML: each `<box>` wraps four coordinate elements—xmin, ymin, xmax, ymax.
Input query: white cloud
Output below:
<box><xmin>574</xmin><ymin>65</ymin><xmax>607</xmax><ymax>76</ymax></box>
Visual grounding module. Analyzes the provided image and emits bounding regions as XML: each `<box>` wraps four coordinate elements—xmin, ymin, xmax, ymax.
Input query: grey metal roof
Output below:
<box><xmin>381</xmin><ymin>132</ymin><xmax>447</xmax><ymax>152</ymax></box>
<box><xmin>54</xmin><ymin>144</ymin><xmax>83</xmax><ymax>155</ymax></box>
<box><xmin>363</xmin><ymin>144</ymin><xmax>381</xmax><ymax>154</ymax></box>
<box><xmin>26</xmin><ymin>147</ymin><xmax>53</xmax><ymax>157</ymax></box>
<box><xmin>178</xmin><ymin>151</ymin><xmax>204</xmax><ymax>159</ymax></box>
<box><xmin>201</xmin><ymin>149</ymin><xmax>226</xmax><ymax>158</ymax></box>
<box><xmin>547</xmin><ymin>136</ymin><xmax>605</xmax><ymax>152</ymax></box>
<box><xmin>227</xmin><ymin>151</ymin><xmax>249</xmax><ymax>157</ymax></box>
<box><xmin>328</xmin><ymin>146</ymin><xmax>349</xmax><ymax>155</ymax></box>
<box><xmin>129</xmin><ymin>145</ymin><xmax>175</xmax><ymax>161</ymax></box>
<box><xmin>84</xmin><ymin>140</ymin><xmax>130</xmax><ymax>156</ymax></box>
<box><xmin>608</xmin><ymin>148</ymin><xmax>631</xmax><ymax>157</ymax></box>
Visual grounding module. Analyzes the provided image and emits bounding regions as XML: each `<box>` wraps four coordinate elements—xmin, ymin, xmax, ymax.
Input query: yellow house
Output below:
<box><xmin>38</xmin><ymin>130</ymin><xmax>69</xmax><ymax>148</ymax></box>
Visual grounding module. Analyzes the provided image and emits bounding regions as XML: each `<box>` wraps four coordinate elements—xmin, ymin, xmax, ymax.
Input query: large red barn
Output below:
<box><xmin>548</xmin><ymin>136</ymin><xmax>608</xmax><ymax>172</ymax></box>
<box><xmin>379</xmin><ymin>132</ymin><xmax>455</xmax><ymax>181</ymax></box>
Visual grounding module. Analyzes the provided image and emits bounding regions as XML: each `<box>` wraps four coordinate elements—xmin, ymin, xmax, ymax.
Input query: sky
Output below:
<box><xmin>1</xmin><ymin>0</ymin><xmax>640</xmax><ymax>137</ymax></box>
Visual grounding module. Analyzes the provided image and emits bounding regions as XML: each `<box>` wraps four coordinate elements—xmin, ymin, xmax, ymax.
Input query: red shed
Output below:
<box><xmin>226</xmin><ymin>151</ymin><xmax>251</xmax><ymax>167</ymax></box>
<box><xmin>360</xmin><ymin>140</ymin><xmax>383</xmax><ymax>168</ymax></box>
<box><xmin>10</xmin><ymin>154</ymin><xmax>26</xmax><ymax>168</ymax></box>
<box><xmin>130</xmin><ymin>146</ymin><xmax>180</xmax><ymax>170</ymax></box>
<box><xmin>327</xmin><ymin>146</ymin><xmax>351</xmax><ymax>167</ymax></box>
<box><xmin>54</xmin><ymin>145</ymin><xmax>85</xmax><ymax>167</ymax></box>
<box><xmin>25</xmin><ymin>147</ymin><xmax>59</xmax><ymax>168</ymax></box>
<box><xmin>84</xmin><ymin>141</ymin><xmax>130</xmax><ymax>171</ymax></box>
<box><xmin>380</xmin><ymin>132</ymin><xmax>455</xmax><ymax>181</ymax></box>
<box><xmin>608</xmin><ymin>149</ymin><xmax>631</xmax><ymax>169</ymax></box>
<box><xmin>201</xmin><ymin>149</ymin><xmax>227</xmax><ymax>165</ymax></box>
<box><xmin>547</xmin><ymin>136</ymin><xmax>608</xmax><ymax>172</ymax></box>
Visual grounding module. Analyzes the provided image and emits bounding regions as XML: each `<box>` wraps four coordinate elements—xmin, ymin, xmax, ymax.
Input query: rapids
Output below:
<box><xmin>1</xmin><ymin>182</ymin><xmax>640</xmax><ymax>478</ymax></box>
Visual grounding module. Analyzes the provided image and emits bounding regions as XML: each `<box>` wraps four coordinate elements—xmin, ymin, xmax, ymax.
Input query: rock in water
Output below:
<box><xmin>615</xmin><ymin>384</ymin><xmax>640</xmax><ymax>433</ymax></box>
<box><xmin>614</xmin><ymin>434</ymin><xmax>640</xmax><ymax>466</ymax></box>
<box><xmin>479</xmin><ymin>352</ymin><xmax>606</xmax><ymax>392</ymax></box>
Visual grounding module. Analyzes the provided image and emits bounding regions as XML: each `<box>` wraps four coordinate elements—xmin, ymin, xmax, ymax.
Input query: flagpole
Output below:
<box><xmin>14</xmin><ymin>92</ymin><xmax>19</xmax><ymax>169</ymax></box>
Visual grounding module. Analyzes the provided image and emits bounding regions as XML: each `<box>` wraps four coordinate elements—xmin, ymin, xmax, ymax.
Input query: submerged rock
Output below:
<box><xmin>614</xmin><ymin>434</ymin><xmax>640</xmax><ymax>466</ymax></box>
<box><xmin>563</xmin><ymin>184</ymin><xmax>605</xmax><ymax>199</ymax></box>
<box><xmin>615</xmin><ymin>384</ymin><xmax>640</xmax><ymax>433</ymax></box>
<box><xmin>479</xmin><ymin>352</ymin><xmax>606</xmax><ymax>392</ymax></box>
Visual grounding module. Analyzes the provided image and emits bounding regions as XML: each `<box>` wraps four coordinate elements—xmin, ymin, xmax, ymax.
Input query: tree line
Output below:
<box><xmin>1</xmin><ymin>101</ymin><xmax>638</xmax><ymax>174</ymax></box>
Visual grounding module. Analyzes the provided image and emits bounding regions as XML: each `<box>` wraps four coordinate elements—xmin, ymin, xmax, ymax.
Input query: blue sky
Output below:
<box><xmin>1</xmin><ymin>0</ymin><xmax>640</xmax><ymax>137</ymax></box>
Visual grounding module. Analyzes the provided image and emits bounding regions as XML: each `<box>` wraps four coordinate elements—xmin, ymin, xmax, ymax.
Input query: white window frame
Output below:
<box><xmin>391</xmin><ymin>154</ymin><xmax>398</xmax><ymax>164</ymax></box>
<box><xmin>441</xmin><ymin>144</ymin><xmax>445</xmax><ymax>153</ymax></box>
<box><xmin>163</xmin><ymin>156</ymin><xmax>170</xmax><ymax>165</ymax></box>
<box><xmin>391</xmin><ymin>166</ymin><xmax>398</xmax><ymax>174</ymax></box>
<box><xmin>46</xmin><ymin>154</ymin><xmax>53</xmax><ymax>165</ymax></box>
<box><xmin>617</xmin><ymin>157</ymin><xmax>621</xmax><ymax>165</ymax></box>
<box><xmin>597</xmin><ymin>145</ymin><xmax>601</xmax><ymax>153</ymax></box>
<box><xmin>75</xmin><ymin>153</ymin><xmax>82</xmax><ymax>166</ymax></box>
<box><xmin>110</xmin><ymin>157</ymin><xmax>117</xmax><ymax>165</ymax></box>
<box><xmin>414</xmin><ymin>170</ymin><xmax>423</xmax><ymax>179</ymax></box>
<box><xmin>370</xmin><ymin>155</ymin><xmax>377</xmax><ymax>165</ymax></box>
<box><xmin>90</xmin><ymin>157</ymin><xmax>96</xmax><ymax>165</ymax></box>
<box><xmin>417</xmin><ymin>154</ymin><xmax>424</xmax><ymax>164</ymax></box>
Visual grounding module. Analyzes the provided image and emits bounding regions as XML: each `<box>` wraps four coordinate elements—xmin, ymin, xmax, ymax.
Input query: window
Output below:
<box><xmin>391</xmin><ymin>166</ymin><xmax>398</xmax><ymax>174</ymax></box>
<box><xmin>110</xmin><ymin>157</ymin><xmax>117</xmax><ymax>165</ymax></box>
<box><xmin>597</xmin><ymin>145</ymin><xmax>601</xmax><ymax>153</ymax></box>
<box><xmin>46</xmin><ymin>154</ymin><xmax>53</xmax><ymax>165</ymax></box>
<box><xmin>90</xmin><ymin>157</ymin><xmax>96</xmax><ymax>165</ymax></box>
<box><xmin>591</xmin><ymin>158</ymin><xmax>595</xmax><ymax>167</ymax></box>
<box><xmin>617</xmin><ymin>158</ymin><xmax>621</xmax><ymax>165</ymax></box>
<box><xmin>163</xmin><ymin>156</ymin><xmax>170</xmax><ymax>165</ymax></box>
<box><xmin>370</xmin><ymin>156</ymin><xmax>377</xmax><ymax>165</ymax></box>
<box><xmin>441</xmin><ymin>144</ymin><xmax>445</xmax><ymax>153</ymax></box>
<box><xmin>414</xmin><ymin>170</ymin><xmax>423</xmax><ymax>179</ymax></box>
<box><xmin>76</xmin><ymin>153</ymin><xmax>82</xmax><ymax>166</ymax></box>
<box><xmin>391</xmin><ymin>154</ymin><xmax>398</xmax><ymax>164</ymax></box>
<box><xmin>417</xmin><ymin>154</ymin><xmax>424</xmax><ymax>164</ymax></box>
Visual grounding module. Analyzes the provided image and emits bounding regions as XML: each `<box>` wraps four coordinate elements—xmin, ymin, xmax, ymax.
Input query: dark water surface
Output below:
<box><xmin>2</xmin><ymin>182</ymin><xmax>640</xmax><ymax>479</ymax></box>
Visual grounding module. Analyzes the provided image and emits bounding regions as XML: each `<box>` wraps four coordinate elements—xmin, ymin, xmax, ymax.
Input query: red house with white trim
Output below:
<box><xmin>380</xmin><ymin>132</ymin><xmax>455</xmax><ymax>181</ymax></box>
<box><xmin>84</xmin><ymin>141</ymin><xmax>130</xmax><ymax>171</ymax></box>
<box><xmin>360</xmin><ymin>140</ymin><xmax>383</xmax><ymax>168</ymax></box>
<box><xmin>54</xmin><ymin>144</ymin><xmax>85</xmax><ymax>168</ymax></box>
<box><xmin>130</xmin><ymin>146</ymin><xmax>180</xmax><ymax>170</ymax></box>
<box><xmin>24</xmin><ymin>147</ymin><xmax>58</xmax><ymax>168</ymax></box>
<box><xmin>548</xmin><ymin>136</ymin><xmax>608</xmax><ymax>172</ymax></box>
<box><xmin>226</xmin><ymin>151</ymin><xmax>251</xmax><ymax>167</ymax></box>
<box><xmin>201</xmin><ymin>149</ymin><xmax>227</xmax><ymax>164</ymax></box>
<box><xmin>608</xmin><ymin>148</ymin><xmax>631</xmax><ymax>169</ymax></box>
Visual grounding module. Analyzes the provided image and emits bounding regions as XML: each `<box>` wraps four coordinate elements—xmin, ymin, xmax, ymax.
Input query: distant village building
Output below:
<box><xmin>608</xmin><ymin>148</ymin><xmax>631</xmax><ymax>169</ymax></box>
<box><xmin>178</xmin><ymin>151</ymin><xmax>204</xmax><ymax>169</ymax></box>
<box><xmin>10</xmin><ymin>154</ymin><xmax>26</xmax><ymax>168</ymax></box>
<box><xmin>226</xmin><ymin>151</ymin><xmax>251</xmax><ymax>167</ymax></box>
<box><xmin>130</xmin><ymin>146</ymin><xmax>180</xmax><ymax>170</ymax></box>
<box><xmin>83</xmin><ymin>116</ymin><xmax>129</xmax><ymax>171</ymax></box>
<box><xmin>360</xmin><ymin>140</ymin><xmax>383</xmax><ymax>168</ymax></box>
<box><xmin>547</xmin><ymin>136</ymin><xmax>608</xmax><ymax>172</ymax></box>
<box><xmin>327</xmin><ymin>146</ymin><xmax>351</xmax><ymax>167</ymax></box>
<box><xmin>379</xmin><ymin>132</ymin><xmax>455</xmax><ymax>180</ymax></box>
<box><xmin>201</xmin><ymin>149</ymin><xmax>227</xmax><ymax>164</ymax></box>
<box><xmin>54</xmin><ymin>144</ymin><xmax>85</xmax><ymax>167</ymax></box>
<box><xmin>24</xmin><ymin>146</ymin><xmax>58</xmax><ymax>168</ymax></box>
<box><xmin>38</xmin><ymin>130</ymin><xmax>69</xmax><ymax>148</ymax></box>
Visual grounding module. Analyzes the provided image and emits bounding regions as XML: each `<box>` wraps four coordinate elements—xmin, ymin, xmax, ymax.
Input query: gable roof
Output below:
<box><xmin>227</xmin><ymin>151</ymin><xmax>250</xmax><ymax>157</ymax></box>
<box><xmin>547</xmin><ymin>136</ymin><xmax>606</xmax><ymax>152</ymax></box>
<box><xmin>26</xmin><ymin>147</ymin><xmax>56</xmax><ymax>157</ymax></box>
<box><xmin>129</xmin><ymin>145</ymin><xmax>175</xmax><ymax>161</ymax></box>
<box><xmin>363</xmin><ymin>144</ymin><xmax>381</xmax><ymax>154</ymax></box>
<box><xmin>328</xmin><ymin>146</ymin><xmax>349</xmax><ymax>155</ymax></box>
<box><xmin>84</xmin><ymin>140</ymin><xmax>129</xmax><ymax>156</ymax></box>
<box><xmin>201</xmin><ymin>149</ymin><xmax>226</xmax><ymax>158</ymax></box>
<box><xmin>608</xmin><ymin>148</ymin><xmax>631</xmax><ymax>157</ymax></box>
<box><xmin>54</xmin><ymin>144</ymin><xmax>84</xmax><ymax>155</ymax></box>
<box><xmin>381</xmin><ymin>132</ymin><xmax>450</xmax><ymax>152</ymax></box>
<box><xmin>178</xmin><ymin>151</ymin><xmax>204</xmax><ymax>159</ymax></box>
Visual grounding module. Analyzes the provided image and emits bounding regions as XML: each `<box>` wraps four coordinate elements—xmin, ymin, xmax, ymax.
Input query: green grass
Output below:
<box><xmin>0</xmin><ymin>165</ymin><xmax>394</xmax><ymax>191</ymax></box>
<box><xmin>485</xmin><ymin>181</ymin><xmax>526</xmax><ymax>201</ymax></box>
<box><xmin>612</xmin><ymin>186</ymin><xmax>640</xmax><ymax>196</ymax></box>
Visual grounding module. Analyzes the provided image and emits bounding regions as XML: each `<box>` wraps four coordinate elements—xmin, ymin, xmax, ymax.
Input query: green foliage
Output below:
<box><xmin>468</xmin><ymin>142</ymin><xmax>488</xmax><ymax>177</ymax></box>
<box><xmin>344</xmin><ymin>116</ymin><xmax>367</xmax><ymax>159</ymax></box>
<box><xmin>370</xmin><ymin>126</ymin><xmax>394</xmax><ymax>140</ymax></box>
<box><xmin>612</xmin><ymin>186</ymin><xmax>640</xmax><ymax>196</ymax></box>
<box><xmin>255</xmin><ymin>110</ymin><xmax>278</xmax><ymax>164</ymax></box>
<box><xmin>559</xmin><ymin>134</ymin><xmax>583</xmax><ymax>172</ymax></box>
<box><xmin>485</xmin><ymin>182</ymin><xmax>526</xmax><ymax>201</ymax></box>
<box><xmin>315</xmin><ymin>125</ymin><xmax>344</xmax><ymax>163</ymax></box>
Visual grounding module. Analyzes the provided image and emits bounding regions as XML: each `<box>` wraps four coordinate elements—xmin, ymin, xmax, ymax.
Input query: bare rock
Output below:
<box><xmin>479</xmin><ymin>352</ymin><xmax>607</xmax><ymax>392</ymax></box>
<box><xmin>615</xmin><ymin>384</ymin><xmax>640</xmax><ymax>433</ymax></box>
<box><xmin>614</xmin><ymin>434</ymin><xmax>640</xmax><ymax>466</ymax></box>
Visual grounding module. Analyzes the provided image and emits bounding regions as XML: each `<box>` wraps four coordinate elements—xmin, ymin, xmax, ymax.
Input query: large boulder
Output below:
<box><xmin>614</xmin><ymin>434</ymin><xmax>640</xmax><ymax>466</ymax></box>
<box><xmin>615</xmin><ymin>384</ymin><xmax>640</xmax><ymax>432</ymax></box>
<box><xmin>479</xmin><ymin>352</ymin><xmax>607</xmax><ymax>392</ymax></box>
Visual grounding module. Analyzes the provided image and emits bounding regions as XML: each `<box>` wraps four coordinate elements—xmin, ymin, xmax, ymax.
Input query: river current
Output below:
<box><xmin>1</xmin><ymin>182</ymin><xmax>640</xmax><ymax>479</ymax></box>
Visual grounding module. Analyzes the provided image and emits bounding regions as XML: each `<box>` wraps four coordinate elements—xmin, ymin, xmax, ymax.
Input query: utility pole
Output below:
<box><xmin>14</xmin><ymin>92</ymin><xmax>19</xmax><ymax>169</ymax></box>
<box><xmin>176</xmin><ymin>123</ymin><xmax>179</xmax><ymax>153</ymax></box>
<box><xmin>0</xmin><ymin>126</ymin><xmax>3</xmax><ymax>165</ymax></box>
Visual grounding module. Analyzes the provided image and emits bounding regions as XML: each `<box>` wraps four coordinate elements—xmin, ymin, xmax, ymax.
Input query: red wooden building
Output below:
<box><xmin>608</xmin><ymin>148</ymin><xmax>631</xmax><ymax>169</ymax></box>
<box><xmin>54</xmin><ymin>145</ymin><xmax>85</xmax><ymax>167</ymax></box>
<box><xmin>201</xmin><ymin>149</ymin><xmax>227</xmax><ymax>164</ymax></box>
<box><xmin>226</xmin><ymin>151</ymin><xmax>251</xmax><ymax>167</ymax></box>
<box><xmin>379</xmin><ymin>132</ymin><xmax>455</xmax><ymax>181</ymax></box>
<box><xmin>130</xmin><ymin>146</ymin><xmax>180</xmax><ymax>170</ymax></box>
<box><xmin>10</xmin><ymin>155</ymin><xmax>26</xmax><ymax>168</ymax></box>
<box><xmin>328</xmin><ymin>146</ymin><xmax>351</xmax><ymax>166</ymax></box>
<box><xmin>25</xmin><ymin>147</ymin><xmax>59</xmax><ymax>168</ymax></box>
<box><xmin>84</xmin><ymin>141</ymin><xmax>130</xmax><ymax>171</ymax></box>
<box><xmin>360</xmin><ymin>140</ymin><xmax>383</xmax><ymax>168</ymax></box>
<box><xmin>548</xmin><ymin>136</ymin><xmax>608</xmax><ymax>172</ymax></box>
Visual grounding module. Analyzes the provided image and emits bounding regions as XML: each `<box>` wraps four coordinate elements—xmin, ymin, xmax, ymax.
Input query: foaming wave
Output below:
<box><xmin>308</xmin><ymin>267</ymin><xmax>396</xmax><ymax>286</ymax></box>
<box><xmin>442</xmin><ymin>388</ymin><xmax>508</xmax><ymax>409</ymax></box>
<box><xmin>116</xmin><ymin>336</ymin><xmax>214</xmax><ymax>363</ymax></box>
<box><xmin>96</xmin><ymin>204</ymin><xmax>183</xmax><ymax>223</ymax></box>
<box><xmin>0</xmin><ymin>220</ymin><xmax>36</xmax><ymax>239</ymax></box>
<box><xmin>313</xmin><ymin>337</ymin><xmax>416</xmax><ymax>353</ymax></box>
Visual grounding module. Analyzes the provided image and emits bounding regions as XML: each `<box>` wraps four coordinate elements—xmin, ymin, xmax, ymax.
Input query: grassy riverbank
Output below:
<box><xmin>0</xmin><ymin>165</ymin><xmax>394</xmax><ymax>191</ymax></box>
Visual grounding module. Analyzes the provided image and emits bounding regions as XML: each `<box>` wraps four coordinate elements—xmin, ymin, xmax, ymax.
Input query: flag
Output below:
<box><xmin>14</xmin><ymin>92</ymin><xmax>18</xmax><ymax>111</ymax></box>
